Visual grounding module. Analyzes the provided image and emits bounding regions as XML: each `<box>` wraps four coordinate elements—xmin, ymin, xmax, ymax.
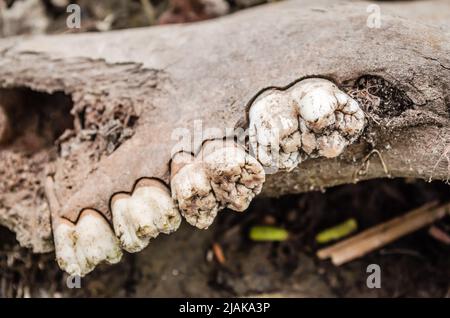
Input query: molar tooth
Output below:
<box><xmin>294</xmin><ymin>79</ymin><xmax>364</xmax><ymax>158</ymax></box>
<box><xmin>249</xmin><ymin>78</ymin><xmax>366</xmax><ymax>167</ymax></box>
<box><xmin>111</xmin><ymin>193</ymin><xmax>146</xmax><ymax>253</ymax></box>
<box><xmin>316</xmin><ymin>131</ymin><xmax>348</xmax><ymax>158</ymax></box>
<box><xmin>53</xmin><ymin>209</ymin><xmax>122</xmax><ymax>277</ymax></box>
<box><xmin>249</xmin><ymin>91</ymin><xmax>300</xmax><ymax>170</ymax></box>
<box><xmin>293</xmin><ymin>83</ymin><xmax>337</xmax><ymax>124</ymax></box>
<box><xmin>111</xmin><ymin>179</ymin><xmax>181</xmax><ymax>253</ymax></box>
<box><xmin>301</xmin><ymin>130</ymin><xmax>317</xmax><ymax>155</ymax></box>
<box><xmin>53</xmin><ymin>219</ymin><xmax>81</xmax><ymax>276</ymax></box>
<box><xmin>170</xmin><ymin>142</ymin><xmax>265</xmax><ymax>229</ymax></box>
<box><xmin>201</xmin><ymin>140</ymin><xmax>265</xmax><ymax>211</ymax></box>
<box><xmin>171</xmin><ymin>155</ymin><xmax>219</xmax><ymax>229</ymax></box>
<box><xmin>134</xmin><ymin>179</ymin><xmax>182</xmax><ymax>235</ymax></box>
<box><xmin>75</xmin><ymin>209</ymin><xmax>122</xmax><ymax>276</ymax></box>
<box><xmin>293</xmin><ymin>79</ymin><xmax>365</xmax><ymax>145</ymax></box>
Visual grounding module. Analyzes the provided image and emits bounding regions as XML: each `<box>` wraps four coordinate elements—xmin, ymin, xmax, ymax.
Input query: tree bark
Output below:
<box><xmin>0</xmin><ymin>0</ymin><xmax>449</xmax><ymax>252</ymax></box>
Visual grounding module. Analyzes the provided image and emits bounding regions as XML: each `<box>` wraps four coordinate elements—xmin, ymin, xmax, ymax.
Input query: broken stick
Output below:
<box><xmin>317</xmin><ymin>201</ymin><xmax>449</xmax><ymax>266</ymax></box>
<box><xmin>317</xmin><ymin>201</ymin><xmax>438</xmax><ymax>259</ymax></box>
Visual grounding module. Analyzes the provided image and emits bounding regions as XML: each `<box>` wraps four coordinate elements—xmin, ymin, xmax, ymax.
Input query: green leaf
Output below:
<box><xmin>315</xmin><ymin>218</ymin><xmax>358</xmax><ymax>244</ymax></box>
<box><xmin>249</xmin><ymin>226</ymin><xmax>289</xmax><ymax>242</ymax></box>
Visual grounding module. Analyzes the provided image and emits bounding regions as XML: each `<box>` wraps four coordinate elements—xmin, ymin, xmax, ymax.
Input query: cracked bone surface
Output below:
<box><xmin>111</xmin><ymin>178</ymin><xmax>181</xmax><ymax>253</ymax></box>
<box><xmin>249</xmin><ymin>78</ymin><xmax>365</xmax><ymax>171</ymax></box>
<box><xmin>53</xmin><ymin>209</ymin><xmax>122</xmax><ymax>277</ymax></box>
<box><xmin>171</xmin><ymin>141</ymin><xmax>265</xmax><ymax>229</ymax></box>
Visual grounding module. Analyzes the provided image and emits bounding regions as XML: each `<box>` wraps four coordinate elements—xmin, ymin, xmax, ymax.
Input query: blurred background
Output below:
<box><xmin>0</xmin><ymin>0</ymin><xmax>280</xmax><ymax>37</ymax></box>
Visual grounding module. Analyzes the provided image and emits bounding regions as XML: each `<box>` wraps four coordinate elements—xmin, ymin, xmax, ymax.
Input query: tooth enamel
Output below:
<box><xmin>111</xmin><ymin>181</ymin><xmax>181</xmax><ymax>253</ymax></box>
<box><xmin>75</xmin><ymin>210</ymin><xmax>122</xmax><ymax>275</ymax></box>
<box><xmin>336</xmin><ymin>99</ymin><xmax>365</xmax><ymax>137</ymax></box>
<box><xmin>53</xmin><ymin>210</ymin><xmax>122</xmax><ymax>277</ymax></box>
<box><xmin>316</xmin><ymin>131</ymin><xmax>348</xmax><ymax>158</ymax></box>
<box><xmin>53</xmin><ymin>220</ymin><xmax>81</xmax><ymax>276</ymax></box>
<box><xmin>132</xmin><ymin>186</ymin><xmax>181</xmax><ymax>234</ymax></box>
<box><xmin>300</xmin><ymin>129</ymin><xmax>317</xmax><ymax>155</ymax></box>
<box><xmin>249</xmin><ymin>91</ymin><xmax>301</xmax><ymax>170</ymax></box>
<box><xmin>203</xmin><ymin>143</ymin><xmax>265</xmax><ymax>211</ymax></box>
<box><xmin>249</xmin><ymin>78</ymin><xmax>365</xmax><ymax>170</ymax></box>
<box><xmin>171</xmin><ymin>161</ymin><xmax>219</xmax><ymax>229</ymax></box>
<box><xmin>111</xmin><ymin>194</ymin><xmax>147</xmax><ymax>253</ymax></box>
<box><xmin>295</xmin><ymin>86</ymin><xmax>336</xmax><ymax>124</ymax></box>
<box><xmin>171</xmin><ymin>141</ymin><xmax>265</xmax><ymax>229</ymax></box>
<box><xmin>281</xmin><ymin>131</ymin><xmax>301</xmax><ymax>153</ymax></box>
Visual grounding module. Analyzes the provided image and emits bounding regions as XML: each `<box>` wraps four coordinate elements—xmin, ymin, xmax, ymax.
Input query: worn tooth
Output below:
<box><xmin>171</xmin><ymin>153</ymin><xmax>219</xmax><ymax>229</ymax></box>
<box><xmin>112</xmin><ymin>179</ymin><xmax>181</xmax><ymax>253</ymax></box>
<box><xmin>301</xmin><ymin>134</ymin><xmax>317</xmax><ymax>155</ymax></box>
<box><xmin>249</xmin><ymin>78</ymin><xmax>365</xmax><ymax>166</ymax></box>
<box><xmin>74</xmin><ymin>209</ymin><xmax>122</xmax><ymax>276</ymax></box>
<box><xmin>111</xmin><ymin>193</ymin><xmax>145</xmax><ymax>252</ymax></box>
<box><xmin>293</xmin><ymin>78</ymin><xmax>365</xmax><ymax>158</ymax></box>
<box><xmin>53</xmin><ymin>210</ymin><xmax>122</xmax><ymax>277</ymax></box>
<box><xmin>171</xmin><ymin>141</ymin><xmax>265</xmax><ymax>229</ymax></box>
<box><xmin>292</xmin><ymin>80</ymin><xmax>338</xmax><ymax>131</ymax></box>
<box><xmin>316</xmin><ymin>131</ymin><xmax>348</xmax><ymax>158</ymax></box>
<box><xmin>281</xmin><ymin>131</ymin><xmax>301</xmax><ymax>153</ymax></box>
<box><xmin>111</xmin><ymin>188</ymin><xmax>177</xmax><ymax>253</ymax></box>
<box><xmin>335</xmin><ymin>96</ymin><xmax>365</xmax><ymax>137</ymax></box>
<box><xmin>53</xmin><ymin>219</ymin><xmax>81</xmax><ymax>276</ymax></box>
<box><xmin>202</xmin><ymin>140</ymin><xmax>265</xmax><ymax>211</ymax></box>
<box><xmin>249</xmin><ymin>91</ymin><xmax>301</xmax><ymax>171</ymax></box>
<box><xmin>133</xmin><ymin>179</ymin><xmax>181</xmax><ymax>235</ymax></box>
<box><xmin>293</xmin><ymin>78</ymin><xmax>365</xmax><ymax>140</ymax></box>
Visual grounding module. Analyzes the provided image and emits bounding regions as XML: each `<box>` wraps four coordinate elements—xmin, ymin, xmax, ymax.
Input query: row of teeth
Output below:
<box><xmin>52</xmin><ymin>79</ymin><xmax>366</xmax><ymax>277</ymax></box>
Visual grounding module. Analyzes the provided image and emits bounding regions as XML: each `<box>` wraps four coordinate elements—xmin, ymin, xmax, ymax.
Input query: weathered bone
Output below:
<box><xmin>0</xmin><ymin>0</ymin><xmax>449</xmax><ymax>277</ymax></box>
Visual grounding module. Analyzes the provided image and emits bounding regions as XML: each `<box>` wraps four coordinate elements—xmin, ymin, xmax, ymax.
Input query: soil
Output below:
<box><xmin>1</xmin><ymin>178</ymin><xmax>449</xmax><ymax>297</ymax></box>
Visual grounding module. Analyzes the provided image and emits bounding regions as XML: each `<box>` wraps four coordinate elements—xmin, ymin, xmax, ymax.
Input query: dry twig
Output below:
<box><xmin>317</xmin><ymin>201</ymin><xmax>449</xmax><ymax>265</ymax></box>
